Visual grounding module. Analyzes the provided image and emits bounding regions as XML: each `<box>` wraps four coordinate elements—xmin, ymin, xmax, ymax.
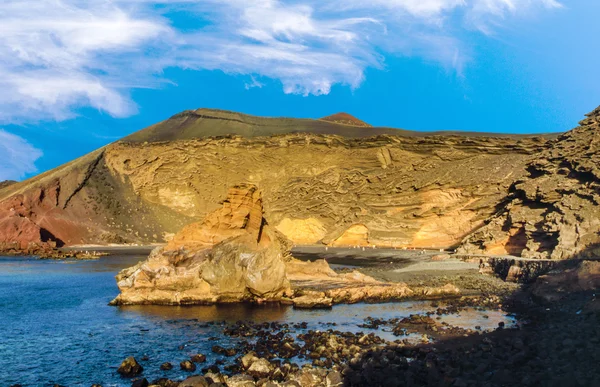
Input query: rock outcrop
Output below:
<box><xmin>111</xmin><ymin>184</ymin><xmax>292</xmax><ymax>305</ymax></box>
<box><xmin>0</xmin><ymin>180</ymin><xmax>16</xmax><ymax>190</ymax></box>
<box><xmin>459</xmin><ymin>106</ymin><xmax>600</xmax><ymax>259</ymax></box>
<box><xmin>531</xmin><ymin>260</ymin><xmax>600</xmax><ymax>302</ymax></box>
<box><xmin>111</xmin><ymin>184</ymin><xmax>460</xmax><ymax>306</ymax></box>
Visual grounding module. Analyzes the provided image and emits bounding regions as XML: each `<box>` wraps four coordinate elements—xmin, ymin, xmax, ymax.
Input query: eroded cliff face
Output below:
<box><xmin>104</xmin><ymin>133</ymin><xmax>548</xmax><ymax>249</ymax></box>
<box><xmin>0</xmin><ymin>149</ymin><xmax>193</xmax><ymax>250</ymax></box>
<box><xmin>0</xmin><ymin>109</ymin><xmax>554</xmax><ymax>252</ymax></box>
<box><xmin>459</xmin><ymin>107</ymin><xmax>600</xmax><ymax>259</ymax></box>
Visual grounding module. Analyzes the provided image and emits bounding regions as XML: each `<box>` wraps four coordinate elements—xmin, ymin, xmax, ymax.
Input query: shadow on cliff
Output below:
<box><xmin>343</xmin><ymin>257</ymin><xmax>600</xmax><ymax>387</ymax></box>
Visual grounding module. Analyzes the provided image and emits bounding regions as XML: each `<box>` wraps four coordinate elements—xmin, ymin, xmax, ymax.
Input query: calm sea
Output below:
<box><xmin>0</xmin><ymin>256</ymin><xmax>512</xmax><ymax>386</ymax></box>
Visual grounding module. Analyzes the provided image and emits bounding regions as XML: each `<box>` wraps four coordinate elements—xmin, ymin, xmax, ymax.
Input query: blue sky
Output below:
<box><xmin>1</xmin><ymin>0</ymin><xmax>599</xmax><ymax>181</ymax></box>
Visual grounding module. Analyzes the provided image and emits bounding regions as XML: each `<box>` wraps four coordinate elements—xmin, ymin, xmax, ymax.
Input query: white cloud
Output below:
<box><xmin>0</xmin><ymin>0</ymin><xmax>562</xmax><ymax>123</ymax></box>
<box><xmin>0</xmin><ymin>129</ymin><xmax>42</xmax><ymax>180</ymax></box>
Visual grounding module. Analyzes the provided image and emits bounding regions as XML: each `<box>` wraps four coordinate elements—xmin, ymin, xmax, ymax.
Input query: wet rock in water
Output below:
<box><xmin>240</xmin><ymin>352</ymin><xmax>260</xmax><ymax>369</ymax></box>
<box><xmin>117</xmin><ymin>356</ymin><xmax>144</xmax><ymax>377</ymax></box>
<box><xmin>292</xmin><ymin>293</ymin><xmax>333</xmax><ymax>309</ymax></box>
<box><xmin>212</xmin><ymin>345</ymin><xmax>238</xmax><ymax>357</ymax></box>
<box><xmin>180</xmin><ymin>360</ymin><xmax>197</xmax><ymax>372</ymax></box>
<box><xmin>180</xmin><ymin>375</ymin><xmax>210</xmax><ymax>387</ymax></box>
<box><xmin>191</xmin><ymin>354</ymin><xmax>207</xmax><ymax>363</ymax></box>
<box><xmin>151</xmin><ymin>378</ymin><xmax>180</xmax><ymax>387</ymax></box>
<box><xmin>247</xmin><ymin>358</ymin><xmax>273</xmax><ymax>378</ymax></box>
<box><xmin>131</xmin><ymin>378</ymin><xmax>149</xmax><ymax>387</ymax></box>
<box><xmin>160</xmin><ymin>362</ymin><xmax>173</xmax><ymax>371</ymax></box>
<box><xmin>226</xmin><ymin>374</ymin><xmax>256</xmax><ymax>387</ymax></box>
<box><xmin>204</xmin><ymin>371</ymin><xmax>226</xmax><ymax>384</ymax></box>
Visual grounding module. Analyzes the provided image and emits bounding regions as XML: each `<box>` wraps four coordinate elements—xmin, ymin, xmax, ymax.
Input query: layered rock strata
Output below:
<box><xmin>459</xmin><ymin>106</ymin><xmax>600</xmax><ymax>259</ymax></box>
<box><xmin>0</xmin><ymin>109</ymin><xmax>553</xmax><ymax>253</ymax></box>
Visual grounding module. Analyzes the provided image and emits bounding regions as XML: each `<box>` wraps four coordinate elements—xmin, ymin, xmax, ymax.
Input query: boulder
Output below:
<box><xmin>159</xmin><ymin>362</ymin><xmax>173</xmax><ymax>371</ymax></box>
<box><xmin>326</xmin><ymin>371</ymin><xmax>343</xmax><ymax>387</ymax></box>
<box><xmin>110</xmin><ymin>184</ymin><xmax>453</xmax><ymax>308</ymax></box>
<box><xmin>131</xmin><ymin>379</ymin><xmax>149</xmax><ymax>387</ymax></box>
<box><xmin>226</xmin><ymin>374</ymin><xmax>256</xmax><ymax>387</ymax></box>
<box><xmin>247</xmin><ymin>358</ymin><xmax>273</xmax><ymax>378</ymax></box>
<box><xmin>191</xmin><ymin>354</ymin><xmax>207</xmax><ymax>363</ymax></box>
<box><xmin>180</xmin><ymin>360</ymin><xmax>196</xmax><ymax>372</ymax></box>
<box><xmin>240</xmin><ymin>352</ymin><xmax>259</xmax><ymax>370</ymax></box>
<box><xmin>180</xmin><ymin>376</ymin><xmax>210</xmax><ymax>387</ymax></box>
<box><xmin>117</xmin><ymin>357</ymin><xmax>143</xmax><ymax>377</ymax></box>
<box><xmin>204</xmin><ymin>372</ymin><xmax>226</xmax><ymax>384</ymax></box>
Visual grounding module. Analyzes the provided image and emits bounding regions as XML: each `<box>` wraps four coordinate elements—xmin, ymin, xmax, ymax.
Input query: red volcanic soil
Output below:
<box><xmin>320</xmin><ymin>113</ymin><xmax>372</xmax><ymax>127</ymax></box>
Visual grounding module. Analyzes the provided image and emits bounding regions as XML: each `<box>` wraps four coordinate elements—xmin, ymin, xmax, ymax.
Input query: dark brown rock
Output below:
<box><xmin>180</xmin><ymin>360</ymin><xmax>196</xmax><ymax>372</ymax></box>
<box><xmin>191</xmin><ymin>354</ymin><xmax>207</xmax><ymax>363</ymax></box>
<box><xmin>459</xmin><ymin>106</ymin><xmax>600</xmax><ymax>260</ymax></box>
<box><xmin>117</xmin><ymin>356</ymin><xmax>143</xmax><ymax>377</ymax></box>
<box><xmin>160</xmin><ymin>362</ymin><xmax>173</xmax><ymax>371</ymax></box>
<box><xmin>131</xmin><ymin>379</ymin><xmax>148</xmax><ymax>387</ymax></box>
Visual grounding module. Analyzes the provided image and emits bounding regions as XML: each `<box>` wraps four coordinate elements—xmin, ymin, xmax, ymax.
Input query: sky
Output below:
<box><xmin>0</xmin><ymin>0</ymin><xmax>599</xmax><ymax>181</ymax></box>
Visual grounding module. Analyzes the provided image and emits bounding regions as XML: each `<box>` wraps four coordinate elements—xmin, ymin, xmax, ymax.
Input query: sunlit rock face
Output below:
<box><xmin>111</xmin><ymin>184</ymin><xmax>462</xmax><ymax>306</ymax></box>
<box><xmin>0</xmin><ymin>108</ymin><xmax>555</xmax><ymax>253</ymax></box>
<box><xmin>111</xmin><ymin>184</ymin><xmax>293</xmax><ymax>305</ymax></box>
<box><xmin>459</xmin><ymin>106</ymin><xmax>600</xmax><ymax>259</ymax></box>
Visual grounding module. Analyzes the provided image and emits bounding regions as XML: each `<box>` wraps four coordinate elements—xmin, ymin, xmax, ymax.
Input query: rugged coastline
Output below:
<box><xmin>109</xmin><ymin>184</ymin><xmax>462</xmax><ymax>309</ymax></box>
<box><xmin>3</xmin><ymin>108</ymin><xmax>600</xmax><ymax>386</ymax></box>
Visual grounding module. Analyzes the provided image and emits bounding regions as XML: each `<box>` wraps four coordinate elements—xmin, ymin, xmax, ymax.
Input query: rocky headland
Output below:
<box><xmin>459</xmin><ymin>106</ymin><xmax>600</xmax><ymax>259</ymax></box>
<box><xmin>111</xmin><ymin>184</ymin><xmax>460</xmax><ymax>307</ymax></box>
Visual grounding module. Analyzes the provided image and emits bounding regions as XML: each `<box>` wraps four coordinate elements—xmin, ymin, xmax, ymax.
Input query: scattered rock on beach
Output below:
<box><xmin>179</xmin><ymin>375</ymin><xmax>210</xmax><ymax>387</ymax></box>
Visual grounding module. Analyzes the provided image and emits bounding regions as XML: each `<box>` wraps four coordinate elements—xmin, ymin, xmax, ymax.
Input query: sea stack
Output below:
<box><xmin>110</xmin><ymin>184</ymin><xmax>292</xmax><ymax>305</ymax></box>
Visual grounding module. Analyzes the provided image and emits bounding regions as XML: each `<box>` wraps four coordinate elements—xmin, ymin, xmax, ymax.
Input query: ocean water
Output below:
<box><xmin>0</xmin><ymin>256</ymin><xmax>514</xmax><ymax>387</ymax></box>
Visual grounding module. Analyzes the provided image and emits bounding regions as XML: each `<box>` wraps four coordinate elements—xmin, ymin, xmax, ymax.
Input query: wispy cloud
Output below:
<box><xmin>0</xmin><ymin>129</ymin><xmax>42</xmax><ymax>180</ymax></box>
<box><xmin>0</xmin><ymin>0</ymin><xmax>562</xmax><ymax>123</ymax></box>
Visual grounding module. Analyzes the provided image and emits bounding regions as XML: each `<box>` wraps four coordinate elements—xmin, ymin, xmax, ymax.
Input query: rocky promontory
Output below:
<box><xmin>459</xmin><ymin>106</ymin><xmax>600</xmax><ymax>259</ymax></box>
<box><xmin>111</xmin><ymin>184</ymin><xmax>459</xmax><ymax>306</ymax></box>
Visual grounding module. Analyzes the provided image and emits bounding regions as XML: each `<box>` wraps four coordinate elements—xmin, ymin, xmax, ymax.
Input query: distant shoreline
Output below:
<box><xmin>59</xmin><ymin>244</ymin><xmax>162</xmax><ymax>255</ymax></box>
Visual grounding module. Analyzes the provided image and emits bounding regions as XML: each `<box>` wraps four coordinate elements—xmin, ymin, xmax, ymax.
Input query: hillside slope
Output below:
<box><xmin>0</xmin><ymin>108</ymin><xmax>558</xmax><ymax>252</ymax></box>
